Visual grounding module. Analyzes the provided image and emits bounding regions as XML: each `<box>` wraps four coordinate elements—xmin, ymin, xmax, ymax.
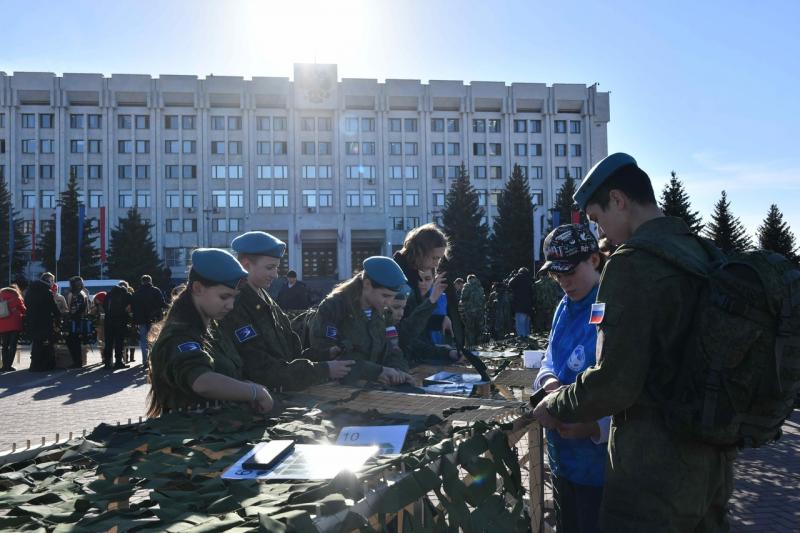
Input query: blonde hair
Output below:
<box><xmin>398</xmin><ymin>223</ymin><xmax>450</xmax><ymax>270</ymax></box>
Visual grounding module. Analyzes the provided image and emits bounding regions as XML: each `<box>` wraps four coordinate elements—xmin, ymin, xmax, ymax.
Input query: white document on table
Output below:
<box><xmin>336</xmin><ymin>425</ymin><xmax>409</xmax><ymax>455</ymax></box>
<box><xmin>222</xmin><ymin>443</ymin><xmax>377</xmax><ymax>480</ymax></box>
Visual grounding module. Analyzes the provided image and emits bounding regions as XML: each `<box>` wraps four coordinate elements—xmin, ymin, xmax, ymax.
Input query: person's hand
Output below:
<box><xmin>251</xmin><ymin>385</ymin><xmax>274</xmax><ymax>414</ymax></box>
<box><xmin>448</xmin><ymin>349</ymin><xmax>466</xmax><ymax>364</ymax></box>
<box><xmin>377</xmin><ymin>367</ymin><xmax>400</xmax><ymax>385</ymax></box>
<box><xmin>327</xmin><ymin>359</ymin><xmax>355</xmax><ymax>380</ymax></box>
<box><xmin>393</xmin><ymin>370</ymin><xmax>416</xmax><ymax>385</ymax></box>
<box><xmin>557</xmin><ymin>422</ymin><xmax>601</xmax><ymax>440</ymax></box>
<box><xmin>429</xmin><ymin>272</ymin><xmax>448</xmax><ymax>303</ymax></box>
<box><xmin>442</xmin><ymin>316</ymin><xmax>453</xmax><ymax>337</ymax></box>
<box><xmin>541</xmin><ymin>377</ymin><xmax>562</xmax><ymax>393</ymax></box>
<box><xmin>328</xmin><ymin>346</ymin><xmax>343</xmax><ymax>359</ymax></box>
<box><xmin>531</xmin><ymin>393</ymin><xmax>561</xmax><ymax>430</ymax></box>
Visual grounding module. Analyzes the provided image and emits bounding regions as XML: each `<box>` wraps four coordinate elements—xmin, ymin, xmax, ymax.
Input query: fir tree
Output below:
<box><xmin>0</xmin><ymin>177</ymin><xmax>30</xmax><ymax>285</ymax></box>
<box><xmin>659</xmin><ymin>170</ymin><xmax>703</xmax><ymax>234</ymax></box>
<box><xmin>552</xmin><ymin>174</ymin><xmax>585</xmax><ymax>227</ymax></box>
<box><xmin>490</xmin><ymin>164</ymin><xmax>533</xmax><ymax>279</ymax></box>
<box><xmin>756</xmin><ymin>204</ymin><xmax>798</xmax><ymax>263</ymax></box>
<box><xmin>704</xmin><ymin>190</ymin><xmax>752</xmax><ymax>254</ymax></box>
<box><xmin>106</xmin><ymin>209</ymin><xmax>171</xmax><ymax>288</ymax></box>
<box><xmin>40</xmin><ymin>173</ymin><xmax>100</xmax><ymax>279</ymax></box>
<box><xmin>439</xmin><ymin>163</ymin><xmax>491</xmax><ymax>282</ymax></box>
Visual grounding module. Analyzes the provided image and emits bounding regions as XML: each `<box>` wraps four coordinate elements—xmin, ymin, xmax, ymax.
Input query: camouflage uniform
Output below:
<box><xmin>532</xmin><ymin>275</ymin><xmax>563</xmax><ymax>332</ymax></box>
<box><xmin>220</xmin><ymin>283</ymin><xmax>329</xmax><ymax>392</ymax></box>
<box><xmin>459</xmin><ymin>278</ymin><xmax>485</xmax><ymax>347</ymax></box>
<box><xmin>547</xmin><ymin>217</ymin><xmax>736</xmax><ymax>532</ymax></box>
<box><xmin>149</xmin><ymin>315</ymin><xmax>243</xmax><ymax>413</ymax></box>
<box><xmin>495</xmin><ymin>283</ymin><xmax>513</xmax><ymax>338</ymax></box>
<box><xmin>309</xmin><ymin>285</ymin><xmax>409</xmax><ymax>383</ymax></box>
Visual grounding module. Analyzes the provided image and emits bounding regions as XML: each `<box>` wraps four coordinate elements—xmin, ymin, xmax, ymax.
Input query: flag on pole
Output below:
<box><xmin>99</xmin><ymin>207</ymin><xmax>106</xmax><ymax>263</ymax></box>
<box><xmin>552</xmin><ymin>210</ymin><xmax>561</xmax><ymax>228</ymax></box>
<box><xmin>8</xmin><ymin>210</ymin><xmax>13</xmax><ymax>284</ymax></box>
<box><xmin>571</xmin><ymin>210</ymin><xmax>581</xmax><ymax>224</ymax></box>
<box><xmin>55</xmin><ymin>206</ymin><xmax>62</xmax><ymax>261</ymax></box>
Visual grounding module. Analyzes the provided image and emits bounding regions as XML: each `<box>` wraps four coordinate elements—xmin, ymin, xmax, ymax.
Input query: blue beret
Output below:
<box><xmin>231</xmin><ymin>231</ymin><xmax>286</xmax><ymax>258</ymax></box>
<box><xmin>362</xmin><ymin>256</ymin><xmax>408</xmax><ymax>292</ymax></box>
<box><xmin>191</xmin><ymin>248</ymin><xmax>248</xmax><ymax>289</ymax></box>
<box><xmin>573</xmin><ymin>152</ymin><xmax>638</xmax><ymax>211</ymax></box>
<box><xmin>394</xmin><ymin>283</ymin><xmax>412</xmax><ymax>300</ymax></box>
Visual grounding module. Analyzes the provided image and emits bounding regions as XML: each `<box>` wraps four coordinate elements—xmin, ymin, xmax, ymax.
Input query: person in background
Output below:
<box><xmin>0</xmin><ymin>285</ymin><xmax>26</xmax><ymax>372</ymax></box>
<box><xmin>453</xmin><ymin>278</ymin><xmax>465</xmax><ymax>300</ymax></box>
<box><xmin>24</xmin><ymin>274</ymin><xmax>61</xmax><ymax>371</ymax></box>
<box><xmin>170</xmin><ymin>283</ymin><xmax>186</xmax><ymax>303</ymax></box>
<box><xmin>459</xmin><ymin>274</ymin><xmax>485</xmax><ymax>347</ymax></box>
<box><xmin>509</xmin><ymin>267</ymin><xmax>533</xmax><ymax>338</ymax></box>
<box><xmin>147</xmin><ymin>248</ymin><xmax>273</xmax><ymax>417</ymax></box>
<box><xmin>52</xmin><ymin>282</ymin><xmax>68</xmax><ymax>316</ymax></box>
<box><xmin>533</xmin><ymin>224</ymin><xmax>609</xmax><ymax>533</ymax></box>
<box><xmin>65</xmin><ymin>276</ymin><xmax>89</xmax><ymax>369</ymax></box>
<box><xmin>276</xmin><ymin>270</ymin><xmax>311</xmax><ymax>311</ymax></box>
<box><xmin>132</xmin><ymin>275</ymin><xmax>167</xmax><ymax>368</ymax></box>
<box><xmin>103</xmin><ymin>281</ymin><xmax>133</xmax><ymax>370</ymax></box>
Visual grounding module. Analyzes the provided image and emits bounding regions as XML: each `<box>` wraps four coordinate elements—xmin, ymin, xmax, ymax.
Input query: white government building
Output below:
<box><xmin>0</xmin><ymin>64</ymin><xmax>609</xmax><ymax>282</ymax></box>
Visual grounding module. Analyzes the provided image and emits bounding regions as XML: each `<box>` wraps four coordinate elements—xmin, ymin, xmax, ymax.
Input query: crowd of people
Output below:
<box><xmin>4</xmin><ymin>150</ymin><xmax>784</xmax><ymax>531</ymax></box>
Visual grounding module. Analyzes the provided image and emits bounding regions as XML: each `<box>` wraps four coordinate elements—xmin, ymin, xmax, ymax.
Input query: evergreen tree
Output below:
<box><xmin>439</xmin><ymin>163</ymin><xmax>491</xmax><ymax>282</ymax></box>
<box><xmin>107</xmin><ymin>209</ymin><xmax>171</xmax><ymax>288</ymax></box>
<box><xmin>0</xmin><ymin>177</ymin><xmax>30</xmax><ymax>285</ymax></box>
<box><xmin>490</xmin><ymin>164</ymin><xmax>533</xmax><ymax>280</ymax></box>
<box><xmin>756</xmin><ymin>204</ymin><xmax>798</xmax><ymax>263</ymax></box>
<box><xmin>40</xmin><ymin>173</ymin><xmax>100</xmax><ymax>279</ymax></box>
<box><xmin>659</xmin><ymin>170</ymin><xmax>703</xmax><ymax>234</ymax></box>
<box><xmin>704</xmin><ymin>190</ymin><xmax>752</xmax><ymax>254</ymax></box>
<box><xmin>552</xmin><ymin>174</ymin><xmax>586</xmax><ymax>228</ymax></box>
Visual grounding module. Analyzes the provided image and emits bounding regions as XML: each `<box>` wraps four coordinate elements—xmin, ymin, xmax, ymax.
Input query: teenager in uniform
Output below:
<box><xmin>533</xmin><ymin>153</ymin><xmax>735</xmax><ymax>531</ymax></box>
<box><xmin>147</xmin><ymin>248</ymin><xmax>273</xmax><ymax>417</ymax></box>
<box><xmin>220</xmin><ymin>231</ymin><xmax>354</xmax><ymax>391</ymax></box>
<box><xmin>309</xmin><ymin>256</ymin><xmax>414</xmax><ymax>385</ymax></box>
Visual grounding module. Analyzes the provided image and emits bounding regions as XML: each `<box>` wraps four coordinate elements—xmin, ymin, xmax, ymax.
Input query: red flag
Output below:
<box><xmin>99</xmin><ymin>207</ymin><xmax>106</xmax><ymax>263</ymax></box>
<box><xmin>571</xmin><ymin>210</ymin><xmax>581</xmax><ymax>224</ymax></box>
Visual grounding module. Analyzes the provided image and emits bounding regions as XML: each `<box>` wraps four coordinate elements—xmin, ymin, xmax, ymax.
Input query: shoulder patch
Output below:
<box><xmin>589</xmin><ymin>303</ymin><xmax>605</xmax><ymax>325</ymax></box>
<box><xmin>235</xmin><ymin>324</ymin><xmax>258</xmax><ymax>343</ymax></box>
<box><xmin>325</xmin><ymin>325</ymin><xmax>338</xmax><ymax>339</ymax></box>
<box><xmin>177</xmin><ymin>341</ymin><xmax>201</xmax><ymax>353</ymax></box>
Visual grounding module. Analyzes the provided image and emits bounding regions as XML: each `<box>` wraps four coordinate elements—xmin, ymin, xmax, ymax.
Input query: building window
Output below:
<box><xmin>117</xmin><ymin>115</ymin><xmax>132</xmax><ymax>129</ymax></box>
<box><xmin>555</xmin><ymin>144</ymin><xmax>567</xmax><ymax>157</ymax></box>
<box><xmin>404</xmin><ymin>118</ymin><xmax>418</xmax><ymax>132</ymax></box>
<box><xmin>212</xmin><ymin>190</ymin><xmax>227</xmax><ymax>208</ymax></box>
<box><xmin>39</xmin><ymin>114</ymin><xmax>54</xmax><ymax>129</ymax></box>
<box><xmin>489</xmin><ymin>189</ymin><xmax>502</xmax><ymax>206</ymax></box>
<box><xmin>136</xmin><ymin>190</ymin><xmax>151</xmax><ymax>208</ymax></box>
<box><xmin>389</xmin><ymin>118</ymin><xmax>401</xmax><ymax>132</ymax></box>
<box><xmin>389</xmin><ymin>165</ymin><xmax>402</xmax><ymax>179</ymax></box>
<box><xmin>488</xmin><ymin>119</ymin><xmax>501</xmax><ymax>133</ymax></box>
<box><xmin>389</xmin><ymin>142</ymin><xmax>402</xmax><ymax>156</ymax></box>
<box><xmin>532</xmin><ymin>189</ymin><xmax>544</xmax><ymax>206</ymax></box>
<box><xmin>404</xmin><ymin>165</ymin><xmax>419</xmax><ymax>179</ymax></box>
<box><xmin>570</xmin><ymin>120</ymin><xmax>581</xmax><ymax>134</ymax></box>
<box><xmin>69</xmin><ymin>165</ymin><xmax>84</xmax><ymax>179</ymax></box>
<box><xmin>473</xmin><ymin>165</ymin><xmax>487</xmax><ymax>179</ymax></box>
<box><xmin>256</xmin><ymin>165</ymin><xmax>272</xmax><ymax>179</ymax></box>
<box><xmin>273</xmin><ymin>117</ymin><xmax>287</xmax><ymax>131</ymax></box>
<box><xmin>531</xmin><ymin>144</ymin><xmax>543</xmax><ymax>156</ymax></box>
<box><xmin>256</xmin><ymin>116</ymin><xmax>270</xmax><ymax>131</ymax></box>
<box><xmin>318</xmin><ymin>165</ymin><xmax>333</xmax><ymax>179</ymax></box>
<box><xmin>554</xmin><ymin>120</ymin><xmax>567</xmax><ymax>133</ymax></box>
<box><xmin>182</xmin><ymin>115</ymin><xmax>196</xmax><ymax>129</ymax></box>
<box><xmin>571</xmin><ymin>166</ymin><xmax>583</xmax><ymax>179</ymax></box>
<box><xmin>405</xmin><ymin>190</ymin><xmax>419</xmax><ymax>207</ymax></box>
<box><xmin>476</xmin><ymin>190</ymin><xmax>487</xmax><ymax>207</ymax></box>
<box><xmin>88</xmin><ymin>140</ymin><xmax>101</xmax><ymax>153</ymax></box>
<box><xmin>318</xmin><ymin>142</ymin><xmax>332</xmax><ymax>155</ymax></box>
<box><xmin>273</xmin><ymin>141</ymin><xmax>287</xmax><ymax>155</ymax></box>
<box><xmin>229</xmin><ymin>190</ymin><xmax>244</xmax><ymax>208</ymax></box>
<box><xmin>71</xmin><ymin>140</ymin><xmax>86</xmax><ymax>153</ymax></box>
<box><xmin>274</xmin><ymin>190</ymin><xmax>289</xmax><ymax>207</ymax></box>
<box><xmin>346</xmin><ymin>191</ymin><xmax>360</xmax><ymax>207</ymax></box>
<box><xmin>119</xmin><ymin>191</ymin><xmax>133</xmax><ymax>208</ymax></box>
<box><xmin>301</xmin><ymin>117</ymin><xmax>315</xmax><ymax>131</ymax></box>
<box><xmin>183</xmin><ymin>192</ymin><xmax>197</xmax><ymax>208</ymax></box>
<box><xmin>21</xmin><ymin>114</ymin><xmax>35</xmax><ymax>128</ymax></box>
<box><xmin>447</xmin><ymin>142</ymin><xmax>460</xmax><ymax>156</ymax></box>
<box><xmin>211</xmin><ymin>141</ymin><xmax>225</xmax><ymax>154</ymax></box>
<box><xmin>392</xmin><ymin>217</ymin><xmax>404</xmax><ymax>230</ymax></box>
<box><xmin>257</xmin><ymin>190</ymin><xmax>272</xmax><ymax>208</ymax></box>
<box><xmin>136</xmin><ymin>140</ymin><xmax>150</xmax><ymax>154</ymax></box>
<box><xmin>432</xmin><ymin>190</ymin><xmax>445</xmax><ymax>207</ymax></box>
<box><xmin>473</xmin><ymin>143</ymin><xmax>486</xmax><ymax>156</ymax></box>
<box><xmin>362</xmin><ymin>191</ymin><xmax>376</xmax><ymax>207</ymax></box>
<box><xmin>39</xmin><ymin>139</ymin><xmax>54</xmax><ymax>154</ymax></box>
<box><xmin>39</xmin><ymin>165</ymin><xmax>53</xmax><ymax>180</ymax></box>
<box><xmin>473</xmin><ymin>119</ymin><xmax>486</xmax><ymax>133</ymax></box>
<box><xmin>345</xmin><ymin>142</ymin><xmax>359</xmax><ymax>155</ymax></box>
<box><xmin>431</xmin><ymin>118</ymin><xmax>444</xmax><ymax>132</ymax></box>
<box><xmin>490</xmin><ymin>166</ymin><xmax>503</xmax><ymax>179</ymax></box>
<box><xmin>302</xmin><ymin>190</ymin><xmax>317</xmax><ymax>208</ymax></box>
<box><xmin>117</xmin><ymin>140</ymin><xmax>131</xmax><ymax>154</ymax></box>
<box><xmin>404</xmin><ymin>142</ymin><xmax>418</xmax><ymax>156</ymax></box>
<box><xmin>166</xmin><ymin>219</ymin><xmax>181</xmax><ymax>233</ymax></box>
<box><xmin>211</xmin><ymin>165</ymin><xmax>227</xmax><ymax>179</ymax></box>
<box><xmin>344</xmin><ymin>117</ymin><xmax>359</xmax><ymax>133</ymax></box>
<box><xmin>362</xmin><ymin>142</ymin><xmax>376</xmax><ymax>155</ymax></box>
<box><xmin>447</xmin><ymin>118</ymin><xmax>459</xmax><ymax>132</ymax></box>
<box><xmin>556</xmin><ymin>166</ymin><xmax>568</xmax><ymax>179</ymax></box>
<box><xmin>228</xmin><ymin>165</ymin><xmax>243</xmax><ymax>179</ymax></box>
<box><xmin>301</xmin><ymin>165</ymin><xmax>317</xmax><ymax>179</ymax></box>
<box><xmin>318</xmin><ymin>117</ymin><xmax>332</xmax><ymax>131</ymax></box>
<box><xmin>183</xmin><ymin>165</ymin><xmax>197</xmax><ymax>179</ymax></box>
<box><xmin>319</xmin><ymin>189</ymin><xmax>333</xmax><ymax>207</ymax></box>
<box><xmin>165</xmin><ymin>190</ymin><xmax>180</xmax><ymax>208</ymax></box>
<box><xmin>86</xmin><ymin>190</ymin><xmax>102</xmax><ymax>208</ymax></box>
<box><xmin>70</xmin><ymin>114</ymin><xmax>85</xmax><ymax>129</ymax></box>
<box><xmin>164</xmin><ymin>115</ymin><xmax>178</xmax><ymax>129</ymax></box>
<box><xmin>361</xmin><ymin>118</ymin><xmax>375</xmax><ymax>132</ymax></box>
<box><xmin>88</xmin><ymin>165</ymin><xmax>102</xmax><ymax>179</ymax></box>
<box><xmin>256</xmin><ymin>141</ymin><xmax>271</xmax><ymax>155</ymax></box>
<box><xmin>570</xmin><ymin>144</ymin><xmax>582</xmax><ymax>157</ymax></box>
<box><xmin>514</xmin><ymin>143</ymin><xmax>527</xmax><ymax>156</ymax></box>
<box><xmin>530</xmin><ymin>119</ymin><xmax>542</xmax><ymax>133</ymax></box>
<box><xmin>346</xmin><ymin>165</ymin><xmax>375</xmax><ymax>179</ymax></box>
<box><xmin>518</xmin><ymin>166</ymin><xmax>528</xmax><ymax>179</ymax></box>
<box><xmin>21</xmin><ymin>139</ymin><xmax>36</xmax><ymax>153</ymax></box>
<box><xmin>406</xmin><ymin>217</ymin><xmax>420</xmax><ymax>229</ymax></box>
<box><xmin>513</xmin><ymin>119</ymin><xmax>527</xmax><ymax>133</ymax></box>
<box><xmin>301</xmin><ymin>141</ymin><xmax>315</xmax><ymax>155</ymax></box>
<box><xmin>211</xmin><ymin>116</ymin><xmax>225</xmax><ymax>130</ymax></box>
<box><xmin>448</xmin><ymin>165</ymin><xmax>459</xmax><ymax>179</ymax></box>
<box><xmin>135</xmin><ymin>165</ymin><xmax>150</xmax><ymax>179</ymax></box>
<box><xmin>165</xmin><ymin>165</ymin><xmax>179</xmax><ymax>179</ymax></box>
<box><xmin>135</xmin><ymin>115</ymin><xmax>150</xmax><ymax>129</ymax></box>
<box><xmin>21</xmin><ymin>165</ymin><xmax>35</xmax><ymax>179</ymax></box>
<box><xmin>22</xmin><ymin>191</ymin><xmax>36</xmax><ymax>209</ymax></box>
<box><xmin>432</xmin><ymin>166</ymin><xmax>445</xmax><ymax>179</ymax></box>
<box><xmin>118</xmin><ymin>165</ymin><xmax>132</xmax><ymax>179</ymax></box>
<box><xmin>273</xmin><ymin>165</ymin><xmax>288</xmax><ymax>178</ymax></box>
<box><xmin>165</xmin><ymin>140</ymin><xmax>179</xmax><ymax>154</ymax></box>
<box><xmin>228</xmin><ymin>141</ymin><xmax>242</xmax><ymax>155</ymax></box>
<box><xmin>228</xmin><ymin>116</ymin><xmax>242</xmax><ymax>130</ymax></box>
<box><xmin>389</xmin><ymin>190</ymin><xmax>403</xmax><ymax>207</ymax></box>
<box><xmin>489</xmin><ymin>143</ymin><xmax>502</xmax><ymax>156</ymax></box>
<box><xmin>182</xmin><ymin>140</ymin><xmax>195</xmax><ymax>154</ymax></box>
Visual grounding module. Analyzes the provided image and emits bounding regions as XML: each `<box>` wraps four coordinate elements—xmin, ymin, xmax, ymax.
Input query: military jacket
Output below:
<box><xmin>220</xmin><ymin>283</ymin><xmax>328</xmax><ymax>391</ymax></box>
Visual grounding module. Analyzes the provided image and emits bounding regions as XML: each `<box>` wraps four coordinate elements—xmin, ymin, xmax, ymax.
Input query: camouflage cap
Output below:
<box><xmin>538</xmin><ymin>224</ymin><xmax>599</xmax><ymax>274</ymax></box>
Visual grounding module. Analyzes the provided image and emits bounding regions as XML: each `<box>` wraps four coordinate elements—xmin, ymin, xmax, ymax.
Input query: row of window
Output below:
<box><xmin>6</xmin><ymin>113</ymin><xmax>582</xmax><ymax>136</ymax></box>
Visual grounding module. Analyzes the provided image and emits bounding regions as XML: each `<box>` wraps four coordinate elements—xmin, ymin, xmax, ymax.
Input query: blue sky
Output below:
<box><xmin>2</xmin><ymin>0</ymin><xmax>798</xmax><ymax>239</ymax></box>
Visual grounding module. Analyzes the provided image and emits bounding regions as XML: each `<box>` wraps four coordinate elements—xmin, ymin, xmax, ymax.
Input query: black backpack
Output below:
<box><xmin>623</xmin><ymin>236</ymin><xmax>800</xmax><ymax>448</ymax></box>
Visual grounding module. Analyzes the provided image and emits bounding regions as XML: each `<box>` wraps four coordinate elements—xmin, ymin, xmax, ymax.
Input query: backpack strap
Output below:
<box><xmin>619</xmin><ymin>235</ymin><xmax>718</xmax><ymax>279</ymax></box>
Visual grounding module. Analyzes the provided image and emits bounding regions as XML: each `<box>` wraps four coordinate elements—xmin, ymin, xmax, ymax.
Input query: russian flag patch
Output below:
<box><xmin>385</xmin><ymin>326</ymin><xmax>398</xmax><ymax>339</ymax></box>
<box><xmin>325</xmin><ymin>325</ymin><xmax>338</xmax><ymax>339</ymax></box>
<box><xmin>589</xmin><ymin>303</ymin><xmax>606</xmax><ymax>325</ymax></box>
<box><xmin>235</xmin><ymin>325</ymin><xmax>258</xmax><ymax>343</ymax></box>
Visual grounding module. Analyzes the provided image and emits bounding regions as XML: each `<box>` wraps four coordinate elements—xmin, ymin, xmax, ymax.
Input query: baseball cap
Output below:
<box><xmin>538</xmin><ymin>224</ymin><xmax>599</xmax><ymax>275</ymax></box>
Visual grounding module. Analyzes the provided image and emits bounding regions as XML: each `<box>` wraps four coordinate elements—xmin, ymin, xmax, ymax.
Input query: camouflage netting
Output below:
<box><xmin>0</xmin><ymin>395</ymin><xmax>532</xmax><ymax>532</ymax></box>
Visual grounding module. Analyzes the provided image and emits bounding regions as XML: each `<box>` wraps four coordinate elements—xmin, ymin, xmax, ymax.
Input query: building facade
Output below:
<box><xmin>0</xmin><ymin>64</ymin><xmax>609</xmax><ymax>281</ymax></box>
